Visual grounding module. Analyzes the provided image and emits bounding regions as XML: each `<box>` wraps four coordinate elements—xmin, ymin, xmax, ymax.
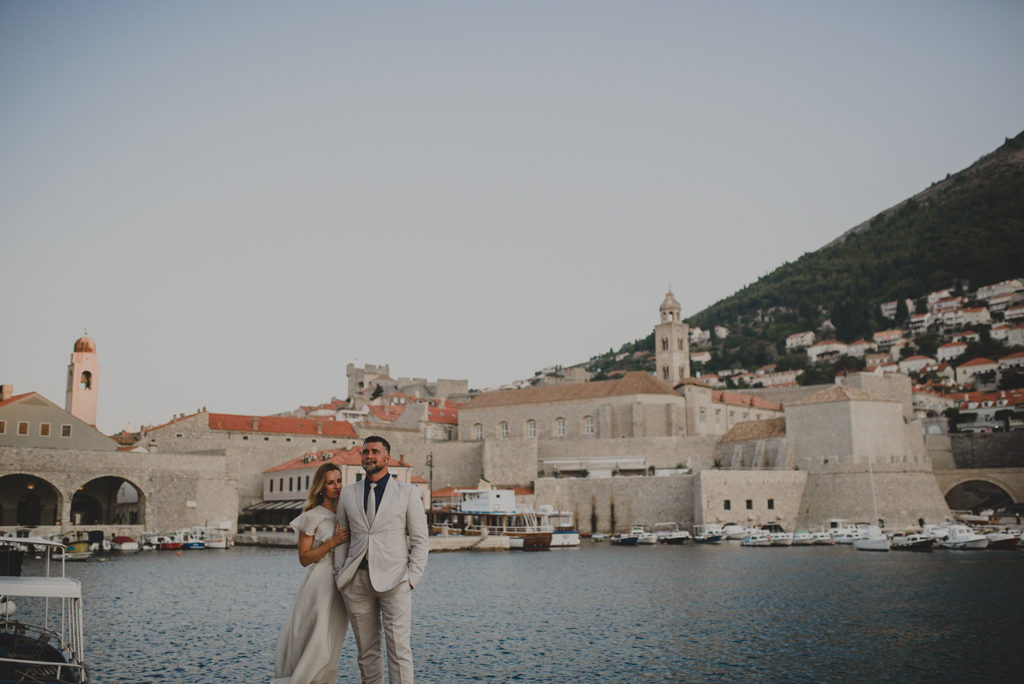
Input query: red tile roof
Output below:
<box><xmin>428</xmin><ymin>407</ymin><xmax>458</xmax><ymax>424</ymax></box>
<box><xmin>265</xmin><ymin>446</ymin><xmax>408</xmax><ymax>473</ymax></box>
<box><xmin>208</xmin><ymin>413</ymin><xmax>358</xmax><ymax>437</ymax></box>
<box><xmin>957</xmin><ymin>357</ymin><xmax>997</xmax><ymax>368</ymax></box>
<box><xmin>366</xmin><ymin>405</ymin><xmax>405</xmax><ymax>422</ymax></box>
<box><xmin>0</xmin><ymin>392</ymin><xmax>34</xmax><ymax>409</ymax></box>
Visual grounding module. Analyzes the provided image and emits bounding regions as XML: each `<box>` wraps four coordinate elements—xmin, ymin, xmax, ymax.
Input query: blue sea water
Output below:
<box><xmin>17</xmin><ymin>542</ymin><xmax>1023</xmax><ymax>683</ymax></box>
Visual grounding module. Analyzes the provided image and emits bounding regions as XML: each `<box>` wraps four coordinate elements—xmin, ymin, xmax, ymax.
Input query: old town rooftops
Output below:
<box><xmin>265</xmin><ymin>446</ymin><xmax>408</xmax><ymax>473</ymax></box>
<box><xmin>719</xmin><ymin>417</ymin><xmax>787</xmax><ymax>443</ymax></box>
<box><xmin>208</xmin><ymin>413</ymin><xmax>359</xmax><ymax>437</ymax></box>
<box><xmin>462</xmin><ymin>371</ymin><xmax>677</xmax><ymax>409</ymax></box>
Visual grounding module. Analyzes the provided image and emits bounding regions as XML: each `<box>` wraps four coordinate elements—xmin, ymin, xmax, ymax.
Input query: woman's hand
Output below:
<box><xmin>332</xmin><ymin>523</ymin><xmax>350</xmax><ymax>547</ymax></box>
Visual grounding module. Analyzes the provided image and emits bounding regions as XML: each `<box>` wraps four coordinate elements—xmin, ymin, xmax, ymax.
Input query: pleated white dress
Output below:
<box><xmin>273</xmin><ymin>506</ymin><xmax>348</xmax><ymax>684</ymax></box>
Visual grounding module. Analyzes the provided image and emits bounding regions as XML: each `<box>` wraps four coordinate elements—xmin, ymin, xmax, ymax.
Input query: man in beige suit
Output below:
<box><xmin>335</xmin><ymin>436</ymin><xmax>429</xmax><ymax>683</ymax></box>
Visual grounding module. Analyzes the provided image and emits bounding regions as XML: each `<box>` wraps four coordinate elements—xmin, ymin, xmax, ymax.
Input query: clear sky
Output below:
<box><xmin>2</xmin><ymin>1</ymin><xmax>1023</xmax><ymax>434</ymax></box>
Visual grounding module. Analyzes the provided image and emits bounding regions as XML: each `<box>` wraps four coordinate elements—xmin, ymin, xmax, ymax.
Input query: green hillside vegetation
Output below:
<box><xmin>588</xmin><ymin>130</ymin><xmax>1024</xmax><ymax>383</ymax></box>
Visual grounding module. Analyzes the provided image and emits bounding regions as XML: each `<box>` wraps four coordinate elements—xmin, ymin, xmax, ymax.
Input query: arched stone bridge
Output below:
<box><xmin>932</xmin><ymin>468</ymin><xmax>1024</xmax><ymax>507</ymax></box>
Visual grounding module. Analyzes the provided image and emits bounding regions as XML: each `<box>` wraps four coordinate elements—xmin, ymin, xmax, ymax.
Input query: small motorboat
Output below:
<box><xmin>693</xmin><ymin>524</ymin><xmax>723</xmax><ymax>544</ymax></box>
<box><xmin>982</xmin><ymin>530</ymin><xmax>1019</xmax><ymax>550</ymax></box>
<box><xmin>853</xmin><ymin>525</ymin><xmax>890</xmax><ymax>552</ymax></box>
<box><xmin>653</xmin><ymin>522</ymin><xmax>691</xmax><ymax>545</ymax></box>
<box><xmin>891</xmin><ymin>533</ymin><xmax>934</xmax><ymax>551</ymax></box>
<box><xmin>740</xmin><ymin>530</ymin><xmax>771</xmax><ymax>547</ymax></box>
<box><xmin>936</xmin><ymin>525</ymin><xmax>989</xmax><ymax>550</ymax></box>
<box><xmin>792</xmin><ymin>530</ymin><xmax>815</xmax><ymax>545</ymax></box>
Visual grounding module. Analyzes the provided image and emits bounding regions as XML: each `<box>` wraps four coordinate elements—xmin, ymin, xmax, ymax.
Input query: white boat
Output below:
<box><xmin>852</xmin><ymin>456</ymin><xmax>889</xmax><ymax>551</ymax></box>
<box><xmin>693</xmin><ymin>524</ymin><xmax>723</xmax><ymax>543</ymax></box>
<box><xmin>722</xmin><ymin>522</ymin><xmax>746</xmax><ymax>540</ymax></box>
<box><xmin>191</xmin><ymin>526</ymin><xmax>233</xmax><ymax>549</ymax></box>
<box><xmin>936</xmin><ymin>525</ymin><xmax>989</xmax><ymax>550</ymax></box>
<box><xmin>653</xmin><ymin>522</ymin><xmax>691</xmax><ymax>545</ymax></box>
<box><xmin>792</xmin><ymin>530</ymin><xmax>815</xmax><ymax>545</ymax></box>
<box><xmin>982</xmin><ymin>530</ymin><xmax>1019</xmax><ymax>550</ymax></box>
<box><xmin>0</xmin><ymin>536</ymin><xmax>90</xmax><ymax>682</ymax></box>
<box><xmin>740</xmin><ymin>529</ymin><xmax>771</xmax><ymax>547</ymax></box>
<box><xmin>536</xmin><ymin>506</ymin><xmax>581</xmax><ymax>548</ymax></box>
<box><xmin>427</xmin><ymin>489</ymin><xmax>552</xmax><ymax>551</ymax></box>
<box><xmin>632</xmin><ymin>525</ymin><xmax>658</xmax><ymax>545</ymax></box>
<box><xmin>811</xmin><ymin>531</ymin><xmax>834</xmax><ymax>545</ymax></box>
<box><xmin>891</xmin><ymin>533</ymin><xmax>933</xmax><ymax>551</ymax></box>
<box><xmin>589</xmin><ymin>533</ymin><xmax>608</xmax><ymax>543</ymax></box>
<box><xmin>109</xmin><ymin>536</ymin><xmax>139</xmax><ymax>552</ymax></box>
<box><xmin>853</xmin><ymin>525</ymin><xmax>890</xmax><ymax>552</ymax></box>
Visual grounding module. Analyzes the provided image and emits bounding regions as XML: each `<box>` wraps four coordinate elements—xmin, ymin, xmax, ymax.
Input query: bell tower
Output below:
<box><xmin>66</xmin><ymin>334</ymin><xmax>99</xmax><ymax>426</ymax></box>
<box><xmin>654</xmin><ymin>290</ymin><xmax>689</xmax><ymax>386</ymax></box>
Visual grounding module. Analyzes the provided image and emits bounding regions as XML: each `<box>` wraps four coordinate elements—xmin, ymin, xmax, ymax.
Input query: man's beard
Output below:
<box><xmin>363</xmin><ymin>461</ymin><xmax>383</xmax><ymax>475</ymax></box>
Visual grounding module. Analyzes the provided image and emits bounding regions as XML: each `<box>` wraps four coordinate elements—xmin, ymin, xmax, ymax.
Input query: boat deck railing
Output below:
<box><xmin>463</xmin><ymin>524</ymin><xmax>554</xmax><ymax>536</ymax></box>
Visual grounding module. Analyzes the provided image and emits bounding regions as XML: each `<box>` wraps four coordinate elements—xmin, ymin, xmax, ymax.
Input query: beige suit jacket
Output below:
<box><xmin>334</xmin><ymin>476</ymin><xmax>429</xmax><ymax>593</ymax></box>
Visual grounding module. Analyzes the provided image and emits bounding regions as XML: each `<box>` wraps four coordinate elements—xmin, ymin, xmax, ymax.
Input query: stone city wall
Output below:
<box><xmin>696</xmin><ymin>469</ymin><xmax>806</xmax><ymax>528</ymax></box>
<box><xmin>796</xmin><ymin>471</ymin><xmax>950</xmax><ymax>530</ymax></box>
<box><xmin>948</xmin><ymin>432</ymin><xmax>1024</xmax><ymax>469</ymax></box>
<box><xmin>536</xmin><ymin>435</ymin><xmax>719</xmax><ymax>472</ymax></box>
<box><xmin>534</xmin><ymin>473</ymin><xmax>696</xmax><ymax>535</ymax></box>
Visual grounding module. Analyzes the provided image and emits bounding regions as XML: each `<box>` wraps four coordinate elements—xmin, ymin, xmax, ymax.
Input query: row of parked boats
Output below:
<box><xmin>594</xmin><ymin>520</ymin><xmax>1024</xmax><ymax>553</ymax></box>
<box><xmin>50</xmin><ymin>526</ymin><xmax>234</xmax><ymax>561</ymax></box>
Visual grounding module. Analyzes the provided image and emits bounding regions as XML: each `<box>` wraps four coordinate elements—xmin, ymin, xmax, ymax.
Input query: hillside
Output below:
<box><xmin>587</xmin><ymin>129</ymin><xmax>1024</xmax><ymax>381</ymax></box>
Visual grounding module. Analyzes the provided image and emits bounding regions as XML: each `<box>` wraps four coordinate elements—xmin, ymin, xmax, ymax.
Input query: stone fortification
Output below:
<box><xmin>538</xmin><ymin>435</ymin><xmax>718</xmax><ymax>473</ymax></box>
<box><xmin>948</xmin><ymin>432</ymin><xmax>1024</xmax><ymax>469</ymax></box>
<box><xmin>696</xmin><ymin>469</ymin><xmax>806</xmax><ymax>527</ymax></box>
<box><xmin>534</xmin><ymin>474</ymin><xmax>696</xmax><ymax>535</ymax></box>
<box><xmin>796</xmin><ymin>472</ymin><xmax>951</xmax><ymax>529</ymax></box>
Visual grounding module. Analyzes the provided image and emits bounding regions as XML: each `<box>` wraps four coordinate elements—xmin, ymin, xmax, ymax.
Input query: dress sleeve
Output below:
<box><xmin>288</xmin><ymin>510</ymin><xmax>323</xmax><ymax>536</ymax></box>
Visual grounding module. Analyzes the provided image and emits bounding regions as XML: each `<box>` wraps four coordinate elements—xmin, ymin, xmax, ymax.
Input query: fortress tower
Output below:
<box><xmin>655</xmin><ymin>290</ymin><xmax>690</xmax><ymax>386</ymax></box>
<box><xmin>66</xmin><ymin>334</ymin><xmax>99</xmax><ymax>426</ymax></box>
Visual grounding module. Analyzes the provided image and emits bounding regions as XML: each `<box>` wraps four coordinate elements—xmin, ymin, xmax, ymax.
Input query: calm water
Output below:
<box><xmin>17</xmin><ymin>542</ymin><xmax>1024</xmax><ymax>683</ymax></box>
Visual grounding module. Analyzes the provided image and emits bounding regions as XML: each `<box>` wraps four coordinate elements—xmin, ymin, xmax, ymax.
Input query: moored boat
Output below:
<box><xmin>891</xmin><ymin>533</ymin><xmax>933</xmax><ymax>551</ymax></box>
<box><xmin>792</xmin><ymin>530</ymin><xmax>814</xmax><ymax>545</ymax></box>
<box><xmin>722</xmin><ymin>522</ymin><xmax>746</xmax><ymax>540</ymax></box>
<box><xmin>653</xmin><ymin>522</ymin><xmax>691</xmax><ymax>545</ymax></box>
<box><xmin>982</xmin><ymin>530</ymin><xmax>1019</xmax><ymax>550</ymax></box>
<box><xmin>536</xmin><ymin>506</ymin><xmax>581</xmax><ymax>548</ymax></box>
<box><xmin>48</xmin><ymin>532</ymin><xmax>94</xmax><ymax>562</ymax></box>
<box><xmin>109</xmin><ymin>536</ymin><xmax>139</xmax><ymax>552</ymax></box>
<box><xmin>0</xmin><ymin>536</ymin><xmax>90</xmax><ymax>682</ymax></box>
<box><xmin>740</xmin><ymin>529</ymin><xmax>771</xmax><ymax>547</ymax></box>
<box><xmin>693</xmin><ymin>524</ymin><xmax>723</xmax><ymax>543</ymax></box>
<box><xmin>632</xmin><ymin>525</ymin><xmax>658</xmax><ymax>545</ymax></box>
<box><xmin>427</xmin><ymin>488</ymin><xmax>552</xmax><ymax>551</ymax></box>
<box><xmin>936</xmin><ymin>525</ymin><xmax>989</xmax><ymax>550</ymax></box>
<box><xmin>852</xmin><ymin>525</ymin><xmax>890</xmax><ymax>552</ymax></box>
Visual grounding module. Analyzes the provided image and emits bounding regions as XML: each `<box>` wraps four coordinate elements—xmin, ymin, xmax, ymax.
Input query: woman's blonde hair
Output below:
<box><xmin>303</xmin><ymin>462</ymin><xmax>342</xmax><ymax>511</ymax></box>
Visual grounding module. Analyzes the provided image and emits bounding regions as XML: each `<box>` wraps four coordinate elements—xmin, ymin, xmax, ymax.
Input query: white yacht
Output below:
<box><xmin>936</xmin><ymin>525</ymin><xmax>989</xmax><ymax>550</ymax></box>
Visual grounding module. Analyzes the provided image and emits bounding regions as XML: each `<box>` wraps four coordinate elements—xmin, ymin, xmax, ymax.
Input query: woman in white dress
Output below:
<box><xmin>274</xmin><ymin>462</ymin><xmax>351</xmax><ymax>684</ymax></box>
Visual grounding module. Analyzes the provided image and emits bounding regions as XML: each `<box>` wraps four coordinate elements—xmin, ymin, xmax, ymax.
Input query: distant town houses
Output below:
<box><xmin>785</xmin><ymin>331</ymin><xmax>815</xmax><ymax>351</ymax></box>
<box><xmin>936</xmin><ymin>341</ymin><xmax>968</xmax><ymax>363</ymax></box>
<box><xmin>807</xmin><ymin>339</ymin><xmax>847</xmax><ymax>364</ymax></box>
<box><xmin>898</xmin><ymin>355</ymin><xmax>934</xmax><ymax>375</ymax></box>
<box><xmin>955</xmin><ymin>357</ymin><xmax>999</xmax><ymax>385</ymax></box>
<box><xmin>872</xmin><ymin>329</ymin><xmax>904</xmax><ymax>348</ymax></box>
<box><xmin>845</xmin><ymin>339</ymin><xmax>876</xmax><ymax>358</ymax></box>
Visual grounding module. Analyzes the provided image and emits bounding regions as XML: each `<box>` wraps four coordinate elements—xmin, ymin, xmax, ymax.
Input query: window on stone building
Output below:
<box><xmin>662</xmin><ymin>367</ymin><xmax>669</xmax><ymax>380</ymax></box>
<box><xmin>285</xmin><ymin>437</ymin><xmax>292</xmax><ymax>443</ymax></box>
<box><xmin>661</xmin><ymin>338</ymin><xmax>668</xmax><ymax>351</ymax></box>
<box><xmin>39</xmin><ymin>423</ymin><xmax>50</xmax><ymax>436</ymax></box>
<box><xmin>723</xmin><ymin>500</ymin><xmax>731</xmax><ymax>510</ymax></box>
<box><xmin>356</xmin><ymin>473</ymin><xmax>363</xmax><ymax>482</ymax></box>
<box><xmin>270</xmin><ymin>479</ymin><xmax>274</xmax><ymax>492</ymax></box>
<box><xmin>767</xmin><ymin>499</ymin><xmax>774</xmax><ymax>510</ymax></box>
<box><xmin>61</xmin><ymin>424</ymin><xmax>71</xmax><ymax>437</ymax></box>
<box><xmin>583</xmin><ymin>416</ymin><xmax>594</xmax><ymax>436</ymax></box>
<box><xmin>555</xmin><ymin>418</ymin><xmax>566</xmax><ymax>438</ymax></box>
<box><xmin>473</xmin><ymin>423</ymin><xmax>482</xmax><ymax>440</ymax></box>
<box><xmin>17</xmin><ymin>422</ymin><xmax>28</xmax><ymax>435</ymax></box>
<box><xmin>715</xmin><ymin>409</ymin><xmax>721</xmax><ymax>424</ymax></box>
<box><xmin>0</xmin><ymin>421</ymin><xmax>5</xmax><ymax>434</ymax></box>
<box><xmin>679</xmin><ymin>366</ymin><xmax>685</xmax><ymax>378</ymax></box>
<box><xmin>176</xmin><ymin>433</ymin><xmax>183</xmax><ymax>438</ymax></box>
<box><xmin>526</xmin><ymin>420</ymin><xmax>536</xmax><ymax>439</ymax></box>
<box><xmin>279</xmin><ymin>478</ymin><xmax>284</xmax><ymax>492</ymax></box>
<box><xmin>499</xmin><ymin>422</ymin><xmax>509</xmax><ymax>438</ymax></box>
<box><xmin>678</xmin><ymin>338</ymin><xmax>684</xmax><ymax>350</ymax></box>
<box><xmin>305</xmin><ymin>475</ymin><xmax>310</xmax><ymax>489</ymax></box>
<box><xmin>242</xmin><ymin>435</ymin><xmax>249</xmax><ymax>440</ymax></box>
<box><xmin>700</xmin><ymin>408</ymin><xmax>706</xmax><ymax>423</ymax></box>
<box><xmin>745</xmin><ymin>499</ymin><xmax>753</xmax><ymax>510</ymax></box>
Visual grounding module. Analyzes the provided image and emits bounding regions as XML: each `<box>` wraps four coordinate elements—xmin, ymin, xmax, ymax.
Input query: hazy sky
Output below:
<box><xmin>2</xmin><ymin>1</ymin><xmax>1023</xmax><ymax>434</ymax></box>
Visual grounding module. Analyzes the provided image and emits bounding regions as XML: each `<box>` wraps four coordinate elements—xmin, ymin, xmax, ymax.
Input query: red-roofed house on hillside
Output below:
<box><xmin>999</xmin><ymin>350</ymin><xmax>1024</xmax><ymax>372</ymax></box>
<box><xmin>955</xmin><ymin>358</ymin><xmax>999</xmax><ymax>385</ymax></box>
<box><xmin>936</xmin><ymin>341</ymin><xmax>968</xmax><ymax>364</ymax></box>
<box><xmin>898</xmin><ymin>355</ymin><xmax>935</xmax><ymax>376</ymax></box>
<box><xmin>244</xmin><ymin>447</ymin><xmax>427</xmax><ymax>524</ymax></box>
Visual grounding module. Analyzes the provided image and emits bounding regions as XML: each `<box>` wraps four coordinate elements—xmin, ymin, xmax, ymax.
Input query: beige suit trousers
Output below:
<box><xmin>342</xmin><ymin>567</ymin><xmax>414</xmax><ymax>684</ymax></box>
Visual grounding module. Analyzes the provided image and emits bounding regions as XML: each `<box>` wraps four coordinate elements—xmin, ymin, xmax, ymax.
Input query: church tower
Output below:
<box><xmin>654</xmin><ymin>290</ymin><xmax>689</xmax><ymax>386</ymax></box>
<box><xmin>66</xmin><ymin>334</ymin><xmax>99</xmax><ymax>426</ymax></box>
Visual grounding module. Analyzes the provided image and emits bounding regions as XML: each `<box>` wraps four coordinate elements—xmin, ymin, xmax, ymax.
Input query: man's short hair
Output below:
<box><xmin>363</xmin><ymin>435</ymin><xmax>391</xmax><ymax>453</ymax></box>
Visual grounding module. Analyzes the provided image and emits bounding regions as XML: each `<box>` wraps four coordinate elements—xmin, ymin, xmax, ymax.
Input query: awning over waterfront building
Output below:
<box><xmin>243</xmin><ymin>500</ymin><xmax>304</xmax><ymax>512</ymax></box>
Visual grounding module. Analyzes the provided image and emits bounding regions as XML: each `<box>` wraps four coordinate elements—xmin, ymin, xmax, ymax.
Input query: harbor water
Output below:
<box><xmin>19</xmin><ymin>542</ymin><xmax>1023</xmax><ymax>683</ymax></box>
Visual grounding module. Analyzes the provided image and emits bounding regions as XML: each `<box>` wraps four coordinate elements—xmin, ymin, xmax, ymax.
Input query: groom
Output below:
<box><xmin>335</xmin><ymin>435</ymin><xmax>429</xmax><ymax>683</ymax></box>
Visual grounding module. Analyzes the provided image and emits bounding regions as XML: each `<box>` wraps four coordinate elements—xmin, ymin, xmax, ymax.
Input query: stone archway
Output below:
<box><xmin>71</xmin><ymin>476</ymin><xmax>147</xmax><ymax>526</ymax></box>
<box><xmin>944</xmin><ymin>479</ymin><xmax>1013</xmax><ymax>513</ymax></box>
<box><xmin>0</xmin><ymin>474</ymin><xmax>62</xmax><ymax>526</ymax></box>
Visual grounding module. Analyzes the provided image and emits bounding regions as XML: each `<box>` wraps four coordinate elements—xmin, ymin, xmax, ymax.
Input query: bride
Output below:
<box><xmin>274</xmin><ymin>462</ymin><xmax>350</xmax><ymax>684</ymax></box>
